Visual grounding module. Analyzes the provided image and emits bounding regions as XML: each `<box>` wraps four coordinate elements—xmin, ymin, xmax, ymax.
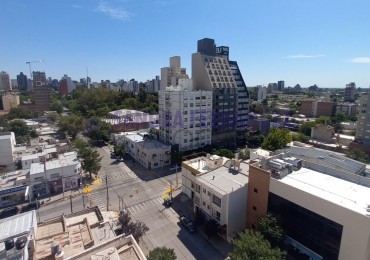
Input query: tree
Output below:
<box><xmin>6</xmin><ymin>120</ymin><xmax>38</xmax><ymax>144</ymax></box>
<box><xmin>298</xmin><ymin>121</ymin><xmax>317</xmax><ymax>137</ymax></box>
<box><xmin>291</xmin><ymin>132</ymin><xmax>310</xmax><ymax>143</ymax></box>
<box><xmin>238</xmin><ymin>149</ymin><xmax>250</xmax><ymax>160</ymax></box>
<box><xmin>347</xmin><ymin>149</ymin><xmax>368</xmax><ymax>163</ymax></box>
<box><xmin>114</xmin><ymin>143</ymin><xmax>126</xmax><ymax>158</ymax></box>
<box><xmin>247</xmin><ymin>134</ymin><xmax>265</xmax><ymax>148</ymax></box>
<box><xmin>58</xmin><ymin>115</ymin><xmax>85</xmax><ymax>140</ymax></box>
<box><xmin>257</xmin><ymin>213</ymin><xmax>284</xmax><ymax>249</ymax></box>
<box><xmin>229</xmin><ymin>230</ymin><xmax>283</xmax><ymax>260</ymax></box>
<box><xmin>85</xmin><ymin>117</ymin><xmax>111</xmax><ymax>142</ymax></box>
<box><xmin>118</xmin><ymin>211</ymin><xmax>149</xmax><ymax>240</ymax></box>
<box><xmin>74</xmin><ymin>139</ymin><xmax>102</xmax><ymax>179</ymax></box>
<box><xmin>212</xmin><ymin>148</ymin><xmax>235</xmax><ymax>159</ymax></box>
<box><xmin>147</xmin><ymin>247</ymin><xmax>177</xmax><ymax>260</ymax></box>
<box><xmin>262</xmin><ymin>128</ymin><xmax>291</xmax><ymax>151</ymax></box>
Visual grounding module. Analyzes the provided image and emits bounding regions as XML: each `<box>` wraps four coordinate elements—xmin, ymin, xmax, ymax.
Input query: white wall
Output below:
<box><xmin>0</xmin><ymin>133</ymin><xmax>15</xmax><ymax>165</ymax></box>
<box><xmin>270</xmin><ymin>178</ymin><xmax>370</xmax><ymax>260</ymax></box>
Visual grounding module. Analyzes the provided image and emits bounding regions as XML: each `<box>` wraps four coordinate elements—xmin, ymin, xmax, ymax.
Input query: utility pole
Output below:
<box><xmin>170</xmin><ymin>181</ymin><xmax>173</xmax><ymax>200</ymax></box>
<box><xmin>70</xmin><ymin>195</ymin><xmax>73</xmax><ymax>213</ymax></box>
<box><xmin>106</xmin><ymin>176</ymin><xmax>109</xmax><ymax>211</ymax></box>
<box><xmin>82</xmin><ymin>194</ymin><xmax>85</xmax><ymax>209</ymax></box>
<box><xmin>175</xmin><ymin>165</ymin><xmax>179</xmax><ymax>187</ymax></box>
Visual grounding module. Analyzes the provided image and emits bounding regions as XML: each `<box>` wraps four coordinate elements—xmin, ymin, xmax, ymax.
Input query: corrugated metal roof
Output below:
<box><xmin>0</xmin><ymin>210</ymin><xmax>36</xmax><ymax>242</ymax></box>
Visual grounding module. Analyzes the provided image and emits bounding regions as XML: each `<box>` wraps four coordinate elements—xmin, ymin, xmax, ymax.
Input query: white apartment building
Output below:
<box><xmin>29</xmin><ymin>151</ymin><xmax>81</xmax><ymax>198</ymax></box>
<box><xmin>2</xmin><ymin>94</ymin><xmax>20</xmax><ymax>111</ymax></box>
<box><xmin>116</xmin><ymin>131</ymin><xmax>171</xmax><ymax>169</ymax></box>
<box><xmin>158</xmin><ymin>79</ymin><xmax>213</xmax><ymax>152</ymax></box>
<box><xmin>0</xmin><ymin>132</ymin><xmax>16</xmax><ymax>165</ymax></box>
<box><xmin>160</xmin><ymin>56</ymin><xmax>188</xmax><ymax>90</ymax></box>
<box><xmin>182</xmin><ymin>155</ymin><xmax>248</xmax><ymax>242</ymax></box>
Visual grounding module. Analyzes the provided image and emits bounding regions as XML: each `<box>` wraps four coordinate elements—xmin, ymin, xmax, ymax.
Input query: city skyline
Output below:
<box><xmin>1</xmin><ymin>0</ymin><xmax>370</xmax><ymax>88</ymax></box>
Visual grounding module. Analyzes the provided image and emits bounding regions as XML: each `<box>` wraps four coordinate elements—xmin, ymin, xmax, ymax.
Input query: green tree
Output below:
<box><xmin>85</xmin><ymin>117</ymin><xmax>111</xmax><ymax>142</ymax></box>
<box><xmin>298</xmin><ymin>121</ymin><xmax>317</xmax><ymax>136</ymax></box>
<box><xmin>247</xmin><ymin>134</ymin><xmax>265</xmax><ymax>148</ymax></box>
<box><xmin>262</xmin><ymin>128</ymin><xmax>291</xmax><ymax>151</ymax></box>
<box><xmin>213</xmin><ymin>148</ymin><xmax>235</xmax><ymax>159</ymax></box>
<box><xmin>347</xmin><ymin>149</ymin><xmax>368</xmax><ymax>163</ymax></box>
<box><xmin>291</xmin><ymin>132</ymin><xmax>310</xmax><ymax>143</ymax></box>
<box><xmin>6</xmin><ymin>120</ymin><xmax>38</xmax><ymax>144</ymax></box>
<box><xmin>229</xmin><ymin>230</ymin><xmax>283</xmax><ymax>260</ymax></box>
<box><xmin>114</xmin><ymin>143</ymin><xmax>126</xmax><ymax>158</ymax></box>
<box><xmin>147</xmin><ymin>247</ymin><xmax>177</xmax><ymax>260</ymax></box>
<box><xmin>118</xmin><ymin>211</ymin><xmax>149</xmax><ymax>240</ymax></box>
<box><xmin>58</xmin><ymin>115</ymin><xmax>85</xmax><ymax>140</ymax></box>
<box><xmin>238</xmin><ymin>149</ymin><xmax>250</xmax><ymax>160</ymax></box>
<box><xmin>74</xmin><ymin>139</ymin><xmax>102</xmax><ymax>179</ymax></box>
<box><xmin>257</xmin><ymin>213</ymin><xmax>284</xmax><ymax>249</ymax></box>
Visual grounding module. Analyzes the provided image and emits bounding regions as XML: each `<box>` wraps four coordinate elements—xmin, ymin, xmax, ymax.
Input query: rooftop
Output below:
<box><xmin>30</xmin><ymin>152</ymin><xmax>80</xmax><ymax>175</ymax></box>
<box><xmin>0</xmin><ymin>210</ymin><xmax>36</xmax><ymax>243</ymax></box>
<box><xmin>124</xmin><ymin>132</ymin><xmax>170</xmax><ymax>150</ymax></box>
<box><xmin>278</xmin><ymin>167</ymin><xmax>370</xmax><ymax>216</ymax></box>
<box><xmin>0</xmin><ymin>132</ymin><xmax>12</xmax><ymax>140</ymax></box>
<box><xmin>197</xmin><ymin>163</ymin><xmax>249</xmax><ymax>195</ymax></box>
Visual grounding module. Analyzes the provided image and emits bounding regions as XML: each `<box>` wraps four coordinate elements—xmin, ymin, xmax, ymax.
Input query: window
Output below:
<box><xmin>191</xmin><ymin>181</ymin><xmax>195</xmax><ymax>189</ymax></box>
<box><xmin>253</xmin><ymin>206</ymin><xmax>257</xmax><ymax>211</ymax></box>
<box><xmin>207</xmin><ymin>204</ymin><xmax>210</xmax><ymax>209</ymax></box>
<box><xmin>1</xmin><ymin>196</ymin><xmax>9</xmax><ymax>201</ymax></box>
<box><xmin>213</xmin><ymin>195</ymin><xmax>221</xmax><ymax>207</ymax></box>
<box><xmin>207</xmin><ymin>190</ymin><xmax>211</xmax><ymax>196</ymax></box>
<box><xmin>203</xmin><ymin>201</ymin><xmax>206</xmax><ymax>206</ymax></box>
<box><xmin>203</xmin><ymin>188</ymin><xmax>206</xmax><ymax>193</ymax></box>
<box><xmin>254</xmin><ymin>188</ymin><xmax>258</xmax><ymax>193</ymax></box>
<box><xmin>195</xmin><ymin>184</ymin><xmax>201</xmax><ymax>193</ymax></box>
<box><xmin>195</xmin><ymin>196</ymin><xmax>200</xmax><ymax>205</ymax></box>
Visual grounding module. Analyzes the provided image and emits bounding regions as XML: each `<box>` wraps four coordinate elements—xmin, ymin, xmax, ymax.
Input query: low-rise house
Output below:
<box><xmin>311</xmin><ymin>124</ymin><xmax>335</xmax><ymax>143</ymax></box>
<box><xmin>0</xmin><ymin>171</ymin><xmax>30</xmax><ymax>208</ymax></box>
<box><xmin>182</xmin><ymin>154</ymin><xmax>248</xmax><ymax>242</ymax></box>
<box><xmin>116</xmin><ymin>131</ymin><xmax>171</xmax><ymax>169</ymax></box>
<box><xmin>29</xmin><ymin>152</ymin><xmax>81</xmax><ymax>198</ymax></box>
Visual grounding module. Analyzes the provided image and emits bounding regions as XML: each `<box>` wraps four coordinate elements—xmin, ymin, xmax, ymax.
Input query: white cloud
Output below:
<box><xmin>284</xmin><ymin>54</ymin><xmax>324</xmax><ymax>59</ymax></box>
<box><xmin>96</xmin><ymin>2</ymin><xmax>132</xmax><ymax>20</ymax></box>
<box><xmin>350</xmin><ymin>57</ymin><xmax>370</xmax><ymax>63</ymax></box>
<box><xmin>72</xmin><ymin>4</ymin><xmax>83</xmax><ymax>9</ymax></box>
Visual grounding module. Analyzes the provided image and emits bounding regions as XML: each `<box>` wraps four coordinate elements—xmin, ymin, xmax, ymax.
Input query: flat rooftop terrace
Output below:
<box><xmin>279</xmin><ymin>167</ymin><xmax>370</xmax><ymax>216</ymax></box>
<box><xmin>197</xmin><ymin>163</ymin><xmax>249</xmax><ymax>195</ymax></box>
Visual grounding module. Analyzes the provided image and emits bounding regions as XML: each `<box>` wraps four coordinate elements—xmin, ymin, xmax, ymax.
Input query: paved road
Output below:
<box><xmin>38</xmin><ymin>144</ymin><xmax>224</xmax><ymax>259</ymax></box>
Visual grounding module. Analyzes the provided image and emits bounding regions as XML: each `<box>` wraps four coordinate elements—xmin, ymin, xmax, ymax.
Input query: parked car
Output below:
<box><xmin>0</xmin><ymin>206</ymin><xmax>19</xmax><ymax>219</ymax></box>
<box><xmin>169</xmin><ymin>165</ymin><xmax>181</xmax><ymax>171</ymax></box>
<box><xmin>179</xmin><ymin>215</ymin><xmax>196</xmax><ymax>233</ymax></box>
<box><xmin>21</xmin><ymin>201</ymin><xmax>40</xmax><ymax>213</ymax></box>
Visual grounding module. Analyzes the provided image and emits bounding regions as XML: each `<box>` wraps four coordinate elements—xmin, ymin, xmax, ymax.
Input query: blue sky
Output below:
<box><xmin>2</xmin><ymin>0</ymin><xmax>370</xmax><ymax>88</ymax></box>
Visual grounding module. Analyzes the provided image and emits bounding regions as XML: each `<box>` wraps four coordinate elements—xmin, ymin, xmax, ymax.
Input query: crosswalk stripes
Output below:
<box><xmin>88</xmin><ymin>192</ymin><xmax>106</xmax><ymax>211</ymax></box>
<box><xmin>125</xmin><ymin>196</ymin><xmax>164</xmax><ymax>215</ymax></box>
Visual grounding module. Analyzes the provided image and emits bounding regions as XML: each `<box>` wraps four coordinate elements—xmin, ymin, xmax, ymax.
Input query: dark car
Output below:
<box><xmin>21</xmin><ymin>201</ymin><xmax>40</xmax><ymax>213</ymax></box>
<box><xmin>179</xmin><ymin>215</ymin><xmax>196</xmax><ymax>233</ymax></box>
<box><xmin>0</xmin><ymin>206</ymin><xmax>19</xmax><ymax>219</ymax></box>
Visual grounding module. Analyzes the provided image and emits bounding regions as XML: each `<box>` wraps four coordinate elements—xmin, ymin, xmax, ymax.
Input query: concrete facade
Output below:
<box><xmin>160</xmin><ymin>56</ymin><xmax>188</xmax><ymax>90</ymax></box>
<box><xmin>182</xmin><ymin>155</ymin><xmax>248</xmax><ymax>242</ymax></box>
<box><xmin>355</xmin><ymin>92</ymin><xmax>370</xmax><ymax>145</ymax></box>
<box><xmin>0</xmin><ymin>132</ymin><xmax>16</xmax><ymax>165</ymax></box>
<box><xmin>0</xmin><ymin>71</ymin><xmax>11</xmax><ymax>91</ymax></box>
<box><xmin>117</xmin><ymin>131</ymin><xmax>171</xmax><ymax>169</ymax></box>
<box><xmin>158</xmin><ymin>81</ymin><xmax>213</xmax><ymax>152</ymax></box>
<box><xmin>336</xmin><ymin>103</ymin><xmax>358</xmax><ymax>116</ymax></box>
<box><xmin>2</xmin><ymin>94</ymin><xmax>20</xmax><ymax>111</ymax></box>
<box><xmin>311</xmin><ymin>124</ymin><xmax>335</xmax><ymax>143</ymax></box>
<box><xmin>192</xmin><ymin>38</ymin><xmax>249</xmax><ymax>146</ymax></box>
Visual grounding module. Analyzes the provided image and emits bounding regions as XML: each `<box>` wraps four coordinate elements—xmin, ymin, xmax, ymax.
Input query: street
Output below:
<box><xmin>38</xmin><ymin>145</ymin><xmax>224</xmax><ymax>260</ymax></box>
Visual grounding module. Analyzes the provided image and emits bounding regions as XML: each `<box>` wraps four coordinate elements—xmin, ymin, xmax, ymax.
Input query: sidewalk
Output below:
<box><xmin>40</xmin><ymin>176</ymin><xmax>103</xmax><ymax>207</ymax></box>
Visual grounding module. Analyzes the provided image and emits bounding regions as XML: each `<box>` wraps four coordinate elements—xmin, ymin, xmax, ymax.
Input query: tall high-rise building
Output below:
<box><xmin>355</xmin><ymin>92</ymin><xmax>370</xmax><ymax>144</ymax></box>
<box><xmin>159</xmin><ymin>78</ymin><xmax>213</xmax><ymax>152</ymax></box>
<box><xmin>160</xmin><ymin>56</ymin><xmax>188</xmax><ymax>90</ymax></box>
<box><xmin>59</xmin><ymin>75</ymin><xmax>76</xmax><ymax>97</ymax></box>
<box><xmin>277</xmin><ymin>80</ymin><xmax>285</xmax><ymax>91</ymax></box>
<box><xmin>32</xmin><ymin>71</ymin><xmax>47</xmax><ymax>88</ymax></box>
<box><xmin>192</xmin><ymin>38</ymin><xmax>249</xmax><ymax>146</ymax></box>
<box><xmin>0</xmin><ymin>71</ymin><xmax>11</xmax><ymax>91</ymax></box>
<box><xmin>17</xmin><ymin>72</ymin><xmax>28</xmax><ymax>91</ymax></box>
<box><xmin>344</xmin><ymin>82</ymin><xmax>356</xmax><ymax>102</ymax></box>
